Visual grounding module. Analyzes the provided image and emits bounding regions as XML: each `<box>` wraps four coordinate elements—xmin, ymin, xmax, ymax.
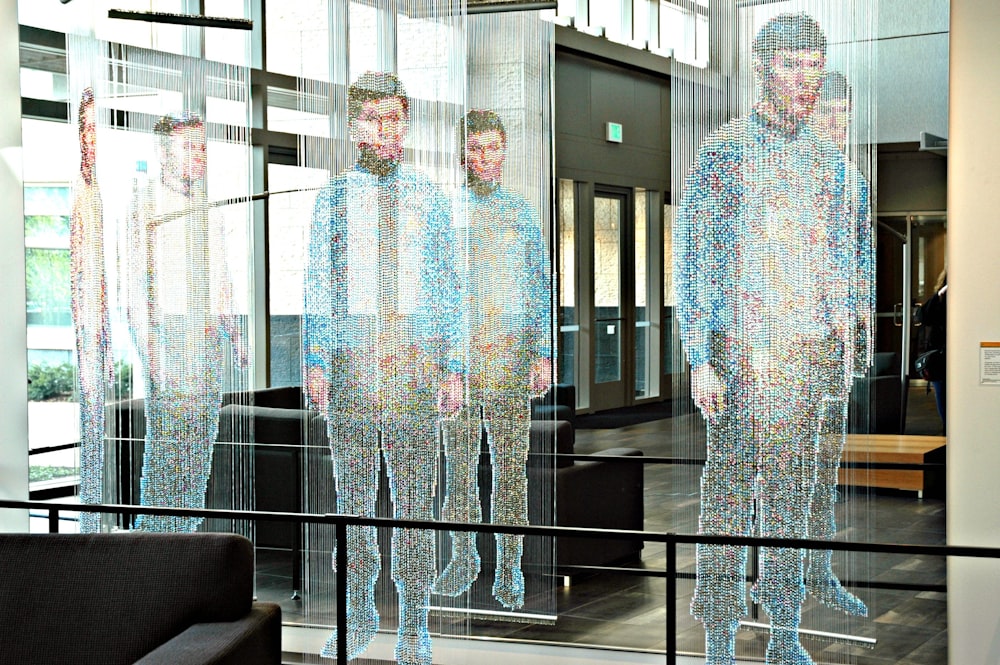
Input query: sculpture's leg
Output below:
<box><xmin>488</xmin><ymin>396</ymin><xmax>530</xmax><ymax>610</ymax></box>
<box><xmin>691</xmin><ymin>400</ymin><xmax>753</xmax><ymax>665</ymax></box>
<box><xmin>384</xmin><ymin>415</ymin><xmax>438</xmax><ymax>665</ymax></box>
<box><xmin>806</xmin><ymin>398</ymin><xmax>867</xmax><ymax>615</ymax></box>
<box><xmin>434</xmin><ymin>407</ymin><xmax>482</xmax><ymax>597</ymax></box>
<box><xmin>756</xmin><ymin>345</ymin><xmax>821</xmax><ymax>665</ymax></box>
<box><xmin>320</xmin><ymin>414</ymin><xmax>381</xmax><ymax>661</ymax></box>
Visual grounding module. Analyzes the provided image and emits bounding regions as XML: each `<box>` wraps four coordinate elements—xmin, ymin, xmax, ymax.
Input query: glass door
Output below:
<box><xmin>591</xmin><ymin>190</ymin><xmax>629</xmax><ymax>410</ymax></box>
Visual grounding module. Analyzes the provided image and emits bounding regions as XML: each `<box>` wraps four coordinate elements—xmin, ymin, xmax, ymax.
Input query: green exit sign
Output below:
<box><xmin>606</xmin><ymin>121</ymin><xmax>623</xmax><ymax>143</ymax></box>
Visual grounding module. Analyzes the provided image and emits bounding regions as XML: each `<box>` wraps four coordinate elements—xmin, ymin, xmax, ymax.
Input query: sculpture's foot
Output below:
<box><xmin>135</xmin><ymin>514</ymin><xmax>202</xmax><ymax>533</ymax></box>
<box><xmin>433</xmin><ymin>549</ymin><xmax>481</xmax><ymax>597</ymax></box>
<box><xmin>806</xmin><ymin>575</ymin><xmax>868</xmax><ymax>616</ymax></box>
<box><xmin>765</xmin><ymin>632</ymin><xmax>815</xmax><ymax>665</ymax></box>
<box><xmin>704</xmin><ymin>619</ymin><xmax>739</xmax><ymax>665</ymax></box>
<box><xmin>395</xmin><ymin>627</ymin><xmax>432</xmax><ymax>665</ymax></box>
<box><xmin>319</xmin><ymin>595</ymin><xmax>379</xmax><ymax>660</ymax></box>
<box><xmin>492</xmin><ymin>564</ymin><xmax>525</xmax><ymax>610</ymax></box>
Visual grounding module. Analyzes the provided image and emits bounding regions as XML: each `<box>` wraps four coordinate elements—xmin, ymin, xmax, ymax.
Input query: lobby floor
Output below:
<box><xmin>262</xmin><ymin>384</ymin><xmax>947</xmax><ymax>665</ymax></box>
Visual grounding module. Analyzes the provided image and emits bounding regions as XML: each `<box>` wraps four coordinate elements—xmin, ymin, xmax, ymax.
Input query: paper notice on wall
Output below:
<box><xmin>981</xmin><ymin>342</ymin><xmax>1000</xmax><ymax>385</ymax></box>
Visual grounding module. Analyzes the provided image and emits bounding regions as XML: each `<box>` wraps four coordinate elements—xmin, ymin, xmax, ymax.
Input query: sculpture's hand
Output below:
<box><xmin>305</xmin><ymin>365</ymin><xmax>330</xmax><ymax>413</ymax></box>
<box><xmin>692</xmin><ymin>363</ymin><xmax>726</xmax><ymax>419</ymax></box>
<box><xmin>529</xmin><ymin>357</ymin><xmax>553</xmax><ymax>396</ymax></box>
<box><xmin>438</xmin><ymin>372</ymin><xmax>463</xmax><ymax>415</ymax></box>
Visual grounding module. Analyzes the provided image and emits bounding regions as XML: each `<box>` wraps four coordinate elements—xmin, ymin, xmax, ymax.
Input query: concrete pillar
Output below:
<box><xmin>947</xmin><ymin>1</ymin><xmax>1000</xmax><ymax>662</ymax></box>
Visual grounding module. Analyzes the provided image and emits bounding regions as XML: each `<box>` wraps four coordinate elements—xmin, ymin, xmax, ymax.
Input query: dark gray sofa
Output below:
<box><xmin>111</xmin><ymin>384</ymin><xmax>644</xmax><ymax>572</ymax></box>
<box><xmin>537</xmin><ymin>418</ymin><xmax>645</xmax><ymax>569</ymax></box>
<box><xmin>0</xmin><ymin>532</ymin><xmax>280</xmax><ymax>665</ymax></box>
<box><xmin>849</xmin><ymin>351</ymin><xmax>904</xmax><ymax>434</ymax></box>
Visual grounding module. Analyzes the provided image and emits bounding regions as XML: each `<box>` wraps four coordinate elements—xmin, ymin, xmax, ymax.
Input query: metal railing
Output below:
<box><xmin>0</xmin><ymin>498</ymin><xmax>996</xmax><ymax>665</ymax></box>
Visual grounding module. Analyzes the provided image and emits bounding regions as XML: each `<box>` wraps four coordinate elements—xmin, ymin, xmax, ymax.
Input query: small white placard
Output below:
<box><xmin>980</xmin><ymin>342</ymin><xmax>1000</xmax><ymax>385</ymax></box>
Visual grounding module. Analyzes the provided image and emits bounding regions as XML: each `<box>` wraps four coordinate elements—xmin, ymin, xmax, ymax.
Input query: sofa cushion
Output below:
<box><xmin>222</xmin><ymin>385</ymin><xmax>304</xmax><ymax>410</ymax></box>
<box><xmin>0</xmin><ymin>532</ymin><xmax>254</xmax><ymax>665</ymax></box>
<box><xmin>218</xmin><ymin>403</ymin><xmax>320</xmax><ymax>446</ymax></box>
<box><xmin>529</xmin><ymin>419</ymin><xmax>574</xmax><ymax>468</ymax></box>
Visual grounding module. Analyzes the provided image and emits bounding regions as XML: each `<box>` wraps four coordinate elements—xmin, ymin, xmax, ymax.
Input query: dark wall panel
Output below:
<box><xmin>555</xmin><ymin>51</ymin><xmax>669</xmax><ymax>191</ymax></box>
<box><xmin>877</xmin><ymin>144</ymin><xmax>947</xmax><ymax>212</ymax></box>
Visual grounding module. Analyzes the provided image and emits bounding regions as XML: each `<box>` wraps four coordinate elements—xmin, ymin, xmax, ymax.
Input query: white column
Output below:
<box><xmin>0</xmin><ymin>0</ymin><xmax>30</xmax><ymax>530</ymax></box>
<box><xmin>948</xmin><ymin>1</ymin><xmax>1000</xmax><ymax>663</ymax></box>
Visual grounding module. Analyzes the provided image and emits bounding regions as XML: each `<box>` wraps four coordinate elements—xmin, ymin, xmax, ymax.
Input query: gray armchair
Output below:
<box><xmin>0</xmin><ymin>532</ymin><xmax>281</xmax><ymax>665</ymax></box>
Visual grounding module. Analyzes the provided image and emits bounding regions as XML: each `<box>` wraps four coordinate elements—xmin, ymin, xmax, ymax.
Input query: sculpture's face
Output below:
<box><xmin>465</xmin><ymin>129</ymin><xmax>506</xmax><ymax>184</ymax></box>
<box><xmin>353</xmin><ymin>96</ymin><xmax>409</xmax><ymax>162</ymax></box>
<box><xmin>763</xmin><ymin>48</ymin><xmax>826</xmax><ymax>121</ymax></box>
<box><xmin>813</xmin><ymin>97</ymin><xmax>851</xmax><ymax>148</ymax></box>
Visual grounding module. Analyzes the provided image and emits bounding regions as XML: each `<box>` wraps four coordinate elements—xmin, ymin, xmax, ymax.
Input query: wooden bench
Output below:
<box><xmin>838</xmin><ymin>434</ymin><xmax>946</xmax><ymax>497</ymax></box>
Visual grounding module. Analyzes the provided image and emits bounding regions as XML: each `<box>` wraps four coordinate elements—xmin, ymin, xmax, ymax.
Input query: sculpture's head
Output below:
<box><xmin>348</xmin><ymin>71</ymin><xmax>410</xmax><ymax>167</ymax></box>
<box><xmin>752</xmin><ymin>12</ymin><xmax>827</xmax><ymax>122</ymax></box>
<box><xmin>458</xmin><ymin>109</ymin><xmax>507</xmax><ymax>191</ymax></box>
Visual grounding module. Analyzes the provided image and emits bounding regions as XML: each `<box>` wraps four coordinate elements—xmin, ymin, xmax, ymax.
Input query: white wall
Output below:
<box><xmin>947</xmin><ymin>1</ymin><xmax>1000</xmax><ymax>663</ymax></box>
<box><xmin>0</xmin><ymin>0</ymin><xmax>30</xmax><ymax>530</ymax></box>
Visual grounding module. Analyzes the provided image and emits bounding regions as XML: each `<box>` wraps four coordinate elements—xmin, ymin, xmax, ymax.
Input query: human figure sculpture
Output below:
<box><xmin>434</xmin><ymin>109</ymin><xmax>552</xmax><ymax>610</ymax></box>
<box><xmin>302</xmin><ymin>71</ymin><xmax>460</xmax><ymax>665</ymax></box>
<box><xmin>71</xmin><ymin>87</ymin><xmax>113</xmax><ymax>533</ymax></box>
<box><xmin>805</xmin><ymin>70</ymin><xmax>873</xmax><ymax>618</ymax></box>
<box><xmin>673</xmin><ymin>13</ymin><xmax>863</xmax><ymax>665</ymax></box>
<box><xmin>126</xmin><ymin>113</ymin><xmax>244</xmax><ymax>532</ymax></box>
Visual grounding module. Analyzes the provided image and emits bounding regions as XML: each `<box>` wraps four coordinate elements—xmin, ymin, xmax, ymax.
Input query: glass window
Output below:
<box><xmin>660</xmin><ymin>1</ymin><xmax>708</xmax><ymax>66</ymax></box>
<box><xmin>267</xmin><ymin>163</ymin><xmax>330</xmax><ymax>387</ymax></box>
<box><xmin>635</xmin><ymin>188</ymin><xmax>652</xmax><ymax>398</ymax></box>
<box><xmin>593</xmin><ymin>194</ymin><xmax>622</xmax><ymax>384</ymax></box>
<box><xmin>268</xmin><ymin>86</ymin><xmax>332</xmax><ymax>138</ymax></box>
<box><xmin>204</xmin><ymin>0</ymin><xmax>251</xmax><ymax>67</ymax></box>
<box><xmin>20</xmin><ymin>57</ymin><xmax>69</xmax><ymax>103</ymax></box>
<box><xmin>557</xmin><ymin>178</ymin><xmax>577</xmax><ymax>387</ymax></box>
<box><xmin>590</xmin><ymin>1</ymin><xmax>624</xmax><ymax>43</ymax></box>
<box><xmin>265</xmin><ymin>0</ymin><xmax>330</xmax><ymax>80</ymax></box>
<box><xmin>95</xmin><ymin>0</ymin><xmax>189</xmax><ymax>55</ymax></box>
<box><xmin>663</xmin><ymin>202</ymin><xmax>682</xmax><ymax>376</ymax></box>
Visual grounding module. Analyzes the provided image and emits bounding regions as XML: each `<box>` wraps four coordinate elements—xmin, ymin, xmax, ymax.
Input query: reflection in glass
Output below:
<box><xmin>635</xmin><ymin>188</ymin><xmax>651</xmax><ymax>398</ymax></box>
<box><xmin>594</xmin><ymin>195</ymin><xmax>621</xmax><ymax>384</ymax></box>
<box><xmin>557</xmin><ymin>178</ymin><xmax>576</xmax><ymax>386</ymax></box>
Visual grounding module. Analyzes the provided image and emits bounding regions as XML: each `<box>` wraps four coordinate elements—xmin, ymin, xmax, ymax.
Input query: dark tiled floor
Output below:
<box><xmin>263</xmin><ymin>384</ymin><xmax>947</xmax><ymax>664</ymax></box>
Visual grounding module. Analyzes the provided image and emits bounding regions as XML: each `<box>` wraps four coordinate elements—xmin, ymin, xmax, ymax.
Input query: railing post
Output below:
<box><xmin>335</xmin><ymin>517</ymin><xmax>348</xmax><ymax>665</ymax></box>
<box><xmin>666</xmin><ymin>534</ymin><xmax>676</xmax><ymax>665</ymax></box>
<box><xmin>48</xmin><ymin>508</ymin><xmax>59</xmax><ymax>533</ymax></box>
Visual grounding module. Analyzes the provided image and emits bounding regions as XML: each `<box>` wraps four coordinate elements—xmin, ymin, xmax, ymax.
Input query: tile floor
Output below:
<box><xmin>261</xmin><ymin>384</ymin><xmax>947</xmax><ymax>664</ymax></box>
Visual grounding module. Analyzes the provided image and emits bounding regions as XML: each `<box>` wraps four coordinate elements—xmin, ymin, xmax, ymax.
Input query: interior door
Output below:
<box><xmin>590</xmin><ymin>190</ymin><xmax>631</xmax><ymax>411</ymax></box>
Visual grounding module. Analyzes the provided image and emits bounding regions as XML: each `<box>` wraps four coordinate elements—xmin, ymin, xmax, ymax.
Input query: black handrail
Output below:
<box><xmin>1</xmin><ymin>498</ymin><xmax>990</xmax><ymax>665</ymax></box>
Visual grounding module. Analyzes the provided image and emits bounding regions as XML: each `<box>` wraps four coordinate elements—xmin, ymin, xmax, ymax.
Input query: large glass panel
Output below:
<box><xmin>266</xmin><ymin>162</ymin><xmax>330</xmax><ymax>387</ymax></box>
<box><xmin>204</xmin><ymin>0</ymin><xmax>251</xmax><ymax>67</ymax></box>
<box><xmin>663</xmin><ymin>201</ymin><xmax>681</xmax><ymax>376</ymax></box>
<box><xmin>22</xmin><ymin>119</ymin><xmax>78</xmax><ymax>503</ymax></box>
<box><xmin>594</xmin><ymin>194</ymin><xmax>622</xmax><ymax>384</ymax></box>
<box><xmin>557</xmin><ymin>178</ymin><xmax>577</xmax><ymax>387</ymax></box>
<box><xmin>590</xmin><ymin>0</ymin><xmax>624</xmax><ymax>43</ymax></box>
<box><xmin>265</xmin><ymin>0</ymin><xmax>330</xmax><ymax>80</ymax></box>
<box><xmin>267</xmin><ymin>86</ymin><xmax>331</xmax><ymax>138</ymax></box>
<box><xmin>634</xmin><ymin>188</ymin><xmax>652</xmax><ymax>398</ymax></box>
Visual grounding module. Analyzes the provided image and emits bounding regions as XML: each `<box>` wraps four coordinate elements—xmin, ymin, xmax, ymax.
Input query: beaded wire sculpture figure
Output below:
<box><xmin>804</xmin><ymin>70</ymin><xmax>874</xmax><ymax>619</ymax></box>
<box><xmin>434</xmin><ymin>110</ymin><xmax>552</xmax><ymax>609</ymax></box>
<box><xmin>673</xmin><ymin>13</ymin><xmax>871</xmax><ymax>665</ymax></box>
<box><xmin>126</xmin><ymin>113</ymin><xmax>245</xmax><ymax>532</ymax></box>
<box><xmin>71</xmin><ymin>87</ymin><xmax>114</xmax><ymax>533</ymax></box>
<box><xmin>302</xmin><ymin>71</ymin><xmax>461</xmax><ymax>665</ymax></box>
